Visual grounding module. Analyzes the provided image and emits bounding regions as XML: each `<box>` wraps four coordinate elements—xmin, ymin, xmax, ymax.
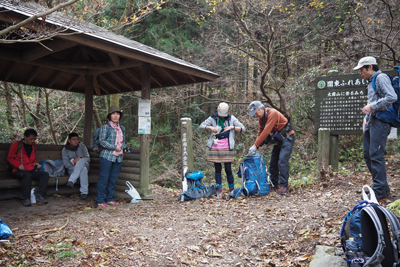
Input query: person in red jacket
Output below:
<box><xmin>248</xmin><ymin>101</ymin><xmax>295</xmax><ymax>195</ymax></box>
<box><xmin>7</xmin><ymin>129</ymin><xmax>49</xmax><ymax>206</ymax></box>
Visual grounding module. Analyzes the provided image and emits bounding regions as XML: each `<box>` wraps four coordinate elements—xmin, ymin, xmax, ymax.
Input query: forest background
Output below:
<box><xmin>1</xmin><ymin>0</ymin><xmax>400</xmax><ymax>189</ymax></box>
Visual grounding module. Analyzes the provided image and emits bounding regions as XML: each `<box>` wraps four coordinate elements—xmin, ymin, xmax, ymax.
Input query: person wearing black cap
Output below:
<box><xmin>248</xmin><ymin>101</ymin><xmax>295</xmax><ymax>195</ymax></box>
<box><xmin>95</xmin><ymin>106</ymin><xmax>128</xmax><ymax>207</ymax></box>
<box><xmin>354</xmin><ymin>56</ymin><xmax>396</xmax><ymax>202</ymax></box>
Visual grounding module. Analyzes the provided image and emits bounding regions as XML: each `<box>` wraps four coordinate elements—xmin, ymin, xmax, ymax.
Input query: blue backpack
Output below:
<box><xmin>179</xmin><ymin>171</ymin><xmax>217</xmax><ymax>202</ymax></box>
<box><xmin>372</xmin><ymin>66</ymin><xmax>400</xmax><ymax>127</ymax></box>
<box><xmin>91</xmin><ymin>123</ymin><xmax>125</xmax><ymax>153</ymax></box>
<box><xmin>340</xmin><ymin>187</ymin><xmax>400</xmax><ymax>266</ymax></box>
<box><xmin>228</xmin><ymin>150</ymin><xmax>270</xmax><ymax>198</ymax></box>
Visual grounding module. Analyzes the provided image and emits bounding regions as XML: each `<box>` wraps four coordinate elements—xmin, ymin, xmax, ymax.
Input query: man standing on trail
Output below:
<box><xmin>354</xmin><ymin>56</ymin><xmax>397</xmax><ymax>202</ymax></box>
<box><xmin>248</xmin><ymin>101</ymin><xmax>295</xmax><ymax>195</ymax></box>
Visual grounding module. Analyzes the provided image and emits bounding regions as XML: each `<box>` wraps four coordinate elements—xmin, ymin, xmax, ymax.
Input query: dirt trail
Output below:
<box><xmin>1</xmin><ymin>165</ymin><xmax>399</xmax><ymax>266</ymax></box>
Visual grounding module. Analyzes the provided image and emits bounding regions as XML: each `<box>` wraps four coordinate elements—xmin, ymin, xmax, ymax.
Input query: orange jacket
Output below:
<box><xmin>254</xmin><ymin>108</ymin><xmax>294</xmax><ymax>148</ymax></box>
<box><xmin>7</xmin><ymin>141</ymin><xmax>38</xmax><ymax>173</ymax></box>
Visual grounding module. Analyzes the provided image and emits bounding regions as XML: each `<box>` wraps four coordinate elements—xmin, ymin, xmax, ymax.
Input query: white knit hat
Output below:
<box><xmin>217</xmin><ymin>102</ymin><xmax>229</xmax><ymax>117</ymax></box>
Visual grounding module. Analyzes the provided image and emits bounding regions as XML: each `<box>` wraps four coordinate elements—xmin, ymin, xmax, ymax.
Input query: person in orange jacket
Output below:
<box><xmin>7</xmin><ymin>129</ymin><xmax>49</xmax><ymax>206</ymax></box>
<box><xmin>248</xmin><ymin>101</ymin><xmax>295</xmax><ymax>195</ymax></box>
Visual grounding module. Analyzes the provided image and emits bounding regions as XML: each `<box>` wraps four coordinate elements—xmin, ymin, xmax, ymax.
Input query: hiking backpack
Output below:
<box><xmin>91</xmin><ymin>123</ymin><xmax>125</xmax><ymax>153</ymax></box>
<box><xmin>372</xmin><ymin>66</ymin><xmax>400</xmax><ymax>128</ymax></box>
<box><xmin>340</xmin><ymin>185</ymin><xmax>400</xmax><ymax>267</ymax></box>
<box><xmin>228</xmin><ymin>150</ymin><xmax>270</xmax><ymax>199</ymax></box>
<box><xmin>179</xmin><ymin>170</ymin><xmax>217</xmax><ymax>202</ymax></box>
<box><xmin>40</xmin><ymin>159</ymin><xmax>66</xmax><ymax>191</ymax></box>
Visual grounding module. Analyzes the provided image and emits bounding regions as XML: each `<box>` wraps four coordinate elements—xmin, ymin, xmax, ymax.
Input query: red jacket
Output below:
<box><xmin>7</xmin><ymin>141</ymin><xmax>38</xmax><ymax>173</ymax></box>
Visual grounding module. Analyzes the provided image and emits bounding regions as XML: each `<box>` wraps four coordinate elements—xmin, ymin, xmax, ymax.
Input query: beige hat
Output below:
<box><xmin>107</xmin><ymin>106</ymin><xmax>123</xmax><ymax>120</ymax></box>
<box><xmin>353</xmin><ymin>56</ymin><xmax>377</xmax><ymax>70</ymax></box>
<box><xmin>217</xmin><ymin>102</ymin><xmax>229</xmax><ymax>117</ymax></box>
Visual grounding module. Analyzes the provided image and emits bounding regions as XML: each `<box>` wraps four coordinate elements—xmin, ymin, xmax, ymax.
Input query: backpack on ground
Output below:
<box><xmin>41</xmin><ymin>159</ymin><xmax>65</xmax><ymax>191</ymax></box>
<box><xmin>91</xmin><ymin>123</ymin><xmax>125</xmax><ymax>153</ymax></box>
<box><xmin>228</xmin><ymin>149</ymin><xmax>270</xmax><ymax>199</ymax></box>
<box><xmin>340</xmin><ymin>185</ymin><xmax>400</xmax><ymax>267</ymax></box>
<box><xmin>372</xmin><ymin>66</ymin><xmax>400</xmax><ymax>127</ymax></box>
<box><xmin>179</xmin><ymin>170</ymin><xmax>217</xmax><ymax>202</ymax></box>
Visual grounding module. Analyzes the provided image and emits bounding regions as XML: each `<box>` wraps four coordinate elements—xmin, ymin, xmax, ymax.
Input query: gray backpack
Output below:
<box><xmin>43</xmin><ymin>159</ymin><xmax>65</xmax><ymax>190</ymax></box>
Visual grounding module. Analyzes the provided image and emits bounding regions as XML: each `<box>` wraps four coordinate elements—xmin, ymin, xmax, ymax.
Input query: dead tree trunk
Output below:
<box><xmin>44</xmin><ymin>88</ymin><xmax>58</xmax><ymax>145</ymax></box>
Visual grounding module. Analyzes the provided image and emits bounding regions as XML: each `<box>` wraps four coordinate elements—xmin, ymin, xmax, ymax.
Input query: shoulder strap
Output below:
<box><xmin>105</xmin><ymin>123</ymin><xmax>113</xmax><ymax>139</ymax></box>
<box><xmin>362</xmin><ymin>206</ymin><xmax>386</xmax><ymax>266</ymax></box>
<box><xmin>372</xmin><ymin>72</ymin><xmax>381</xmax><ymax>91</ymax></box>
<box><xmin>378</xmin><ymin>206</ymin><xmax>400</xmax><ymax>264</ymax></box>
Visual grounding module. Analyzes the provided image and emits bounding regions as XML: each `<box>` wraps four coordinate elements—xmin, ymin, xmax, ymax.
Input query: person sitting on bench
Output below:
<box><xmin>62</xmin><ymin>132</ymin><xmax>90</xmax><ymax>200</ymax></box>
<box><xmin>7</xmin><ymin>129</ymin><xmax>49</xmax><ymax>206</ymax></box>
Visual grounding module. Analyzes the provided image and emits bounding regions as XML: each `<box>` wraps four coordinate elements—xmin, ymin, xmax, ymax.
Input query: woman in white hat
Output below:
<box><xmin>199</xmin><ymin>102</ymin><xmax>246</xmax><ymax>199</ymax></box>
<box><xmin>95</xmin><ymin>106</ymin><xmax>128</xmax><ymax>207</ymax></box>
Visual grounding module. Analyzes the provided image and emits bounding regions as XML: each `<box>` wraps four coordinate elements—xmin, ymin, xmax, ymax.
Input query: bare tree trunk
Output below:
<box><xmin>110</xmin><ymin>94</ymin><xmax>119</xmax><ymax>108</ymax></box>
<box><xmin>31</xmin><ymin>88</ymin><xmax>42</xmax><ymax>131</ymax></box>
<box><xmin>17</xmin><ymin>84</ymin><xmax>29</xmax><ymax>127</ymax></box>
<box><xmin>44</xmin><ymin>89</ymin><xmax>58</xmax><ymax>145</ymax></box>
<box><xmin>3</xmin><ymin>82</ymin><xmax>13</xmax><ymax>126</ymax></box>
<box><xmin>93</xmin><ymin>100</ymin><xmax>102</xmax><ymax>128</ymax></box>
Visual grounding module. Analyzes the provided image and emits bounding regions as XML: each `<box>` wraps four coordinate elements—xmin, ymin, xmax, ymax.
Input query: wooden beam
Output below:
<box><xmin>80</xmin><ymin>46</ymin><xmax>90</xmax><ymax>61</ymax></box>
<box><xmin>90</xmin><ymin>59</ymin><xmax>142</xmax><ymax>75</ymax></box>
<box><xmin>26</xmin><ymin>66</ymin><xmax>42</xmax><ymax>84</ymax></box>
<box><xmin>66</xmin><ymin>74</ymin><xmax>82</xmax><ymax>91</ymax></box>
<box><xmin>58</xmin><ymin>34</ymin><xmax>219</xmax><ymax>82</ymax></box>
<box><xmin>188</xmin><ymin>74</ymin><xmax>196</xmax><ymax>83</ymax></box>
<box><xmin>109</xmin><ymin>72</ymin><xmax>135</xmax><ymax>91</ymax></box>
<box><xmin>160</xmin><ymin>67</ymin><xmax>179</xmax><ymax>85</ymax></box>
<box><xmin>83</xmin><ymin>75</ymin><xmax>94</xmax><ymax>146</ymax></box>
<box><xmin>96</xmin><ymin>80</ymin><xmax>110</xmax><ymax>95</ymax></box>
<box><xmin>4</xmin><ymin>61</ymin><xmax>19</xmax><ymax>81</ymax></box>
<box><xmin>22</xmin><ymin>39</ymin><xmax>77</xmax><ymax>62</ymax></box>
<box><xmin>98</xmin><ymin>75</ymin><xmax>121</xmax><ymax>93</ymax></box>
<box><xmin>48</xmin><ymin>71</ymin><xmax>62</xmax><ymax>87</ymax></box>
<box><xmin>93</xmin><ymin>76</ymin><xmax>101</xmax><ymax>96</ymax></box>
<box><xmin>33</xmin><ymin>57</ymin><xmax>112</xmax><ymax>69</ymax></box>
<box><xmin>121</xmin><ymin>68</ymin><xmax>142</xmax><ymax>85</ymax></box>
<box><xmin>108</xmin><ymin>52</ymin><xmax>120</xmax><ymax>67</ymax></box>
<box><xmin>151</xmin><ymin>75</ymin><xmax>163</xmax><ymax>87</ymax></box>
<box><xmin>139</xmin><ymin>62</ymin><xmax>152</xmax><ymax>199</ymax></box>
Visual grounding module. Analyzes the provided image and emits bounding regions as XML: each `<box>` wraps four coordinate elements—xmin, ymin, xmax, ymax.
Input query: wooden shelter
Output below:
<box><xmin>0</xmin><ymin>1</ymin><xmax>219</xmax><ymax>199</ymax></box>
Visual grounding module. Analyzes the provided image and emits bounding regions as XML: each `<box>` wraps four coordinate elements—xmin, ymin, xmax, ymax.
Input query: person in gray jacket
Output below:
<box><xmin>199</xmin><ymin>102</ymin><xmax>246</xmax><ymax>199</ymax></box>
<box><xmin>62</xmin><ymin>132</ymin><xmax>90</xmax><ymax>200</ymax></box>
<box><xmin>354</xmin><ymin>56</ymin><xmax>397</xmax><ymax>202</ymax></box>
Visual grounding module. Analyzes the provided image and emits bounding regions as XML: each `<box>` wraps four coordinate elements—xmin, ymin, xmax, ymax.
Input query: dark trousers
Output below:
<box><xmin>269</xmin><ymin>134</ymin><xmax>295</xmax><ymax>188</ymax></box>
<box><xmin>95</xmin><ymin>157</ymin><xmax>122</xmax><ymax>203</ymax></box>
<box><xmin>363</xmin><ymin>116</ymin><xmax>391</xmax><ymax>199</ymax></box>
<box><xmin>13</xmin><ymin>169</ymin><xmax>49</xmax><ymax>200</ymax></box>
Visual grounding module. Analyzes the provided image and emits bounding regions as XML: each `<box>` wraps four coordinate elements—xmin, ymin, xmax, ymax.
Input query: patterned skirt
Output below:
<box><xmin>208</xmin><ymin>148</ymin><xmax>234</xmax><ymax>163</ymax></box>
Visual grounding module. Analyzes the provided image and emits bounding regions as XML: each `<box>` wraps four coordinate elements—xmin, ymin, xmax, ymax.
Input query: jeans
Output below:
<box><xmin>363</xmin><ymin>116</ymin><xmax>391</xmax><ymax>199</ymax></box>
<box><xmin>67</xmin><ymin>158</ymin><xmax>90</xmax><ymax>195</ymax></box>
<box><xmin>95</xmin><ymin>157</ymin><xmax>122</xmax><ymax>203</ymax></box>
<box><xmin>269</xmin><ymin>134</ymin><xmax>295</xmax><ymax>188</ymax></box>
<box><xmin>13</xmin><ymin>169</ymin><xmax>49</xmax><ymax>200</ymax></box>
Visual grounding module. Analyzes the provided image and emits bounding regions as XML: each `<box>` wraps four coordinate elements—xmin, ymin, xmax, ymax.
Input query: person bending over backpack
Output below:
<box><xmin>62</xmin><ymin>132</ymin><xmax>90</xmax><ymax>200</ymax></box>
<box><xmin>354</xmin><ymin>56</ymin><xmax>397</xmax><ymax>203</ymax></box>
<box><xmin>7</xmin><ymin>129</ymin><xmax>49</xmax><ymax>207</ymax></box>
<box><xmin>248</xmin><ymin>101</ymin><xmax>295</xmax><ymax>196</ymax></box>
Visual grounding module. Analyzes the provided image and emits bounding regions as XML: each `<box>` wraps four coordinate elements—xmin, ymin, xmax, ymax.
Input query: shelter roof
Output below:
<box><xmin>0</xmin><ymin>0</ymin><xmax>219</xmax><ymax>95</ymax></box>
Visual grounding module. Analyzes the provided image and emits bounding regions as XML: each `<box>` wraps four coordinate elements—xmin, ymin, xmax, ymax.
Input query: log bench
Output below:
<box><xmin>0</xmin><ymin>143</ymin><xmax>143</xmax><ymax>200</ymax></box>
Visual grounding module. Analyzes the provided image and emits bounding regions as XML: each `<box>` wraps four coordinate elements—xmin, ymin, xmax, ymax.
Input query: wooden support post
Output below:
<box><xmin>317</xmin><ymin>128</ymin><xmax>330</xmax><ymax>175</ymax></box>
<box><xmin>83</xmin><ymin>75</ymin><xmax>94</xmax><ymax>146</ymax></box>
<box><xmin>139</xmin><ymin>63</ymin><xmax>153</xmax><ymax>199</ymax></box>
<box><xmin>181</xmin><ymin>118</ymin><xmax>194</xmax><ymax>179</ymax></box>
<box><xmin>329</xmin><ymin>135</ymin><xmax>339</xmax><ymax>171</ymax></box>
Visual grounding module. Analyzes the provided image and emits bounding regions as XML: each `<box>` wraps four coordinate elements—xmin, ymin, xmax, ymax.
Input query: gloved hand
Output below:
<box><xmin>125</xmin><ymin>181</ymin><xmax>142</xmax><ymax>203</ymax></box>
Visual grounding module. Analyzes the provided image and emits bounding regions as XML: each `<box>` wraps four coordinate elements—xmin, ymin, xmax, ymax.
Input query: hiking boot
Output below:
<box><xmin>216</xmin><ymin>187</ymin><xmax>223</xmax><ymax>199</ymax></box>
<box><xmin>80</xmin><ymin>194</ymin><xmax>88</xmax><ymax>200</ymax></box>
<box><xmin>36</xmin><ymin>194</ymin><xmax>48</xmax><ymax>204</ymax></box>
<box><xmin>98</xmin><ymin>203</ymin><xmax>109</xmax><ymax>208</ymax></box>
<box><xmin>228</xmin><ymin>188</ymin><xmax>234</xmax><ymax>193</ymax></box>
<box><xmin>277</xmin><ymin>186</ymin><xmax>288</xmax><ymax>195</ymax></box>
<box><xmin>23</xmin><ymin>199</ymin><xmax>32</xmax><ymax>207</ymax></box>
<box><xmin>67</xmin><ymin>181</ymin><xmax>74</xmax><ymax>188</ymax></box>
<box><xmin>271</xmin><ymin>186</ymin><xmax>278</xmax><ymax>192</ymax></box>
